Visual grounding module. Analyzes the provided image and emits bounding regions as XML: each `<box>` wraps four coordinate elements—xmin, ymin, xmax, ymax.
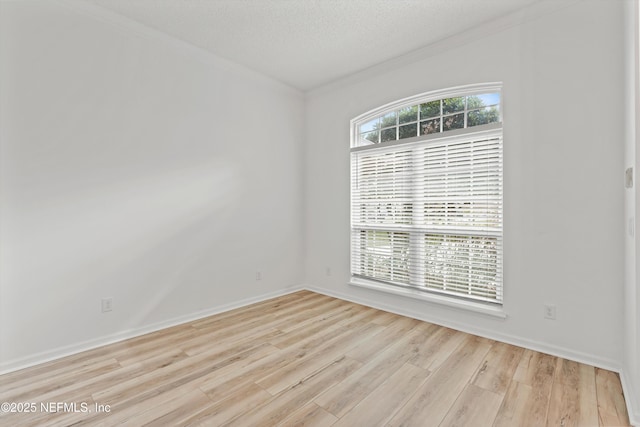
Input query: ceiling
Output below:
<box><xmin>86</xmin><ymin>0</ymin><xmax>543</xmax><ymax>91</ymax></box>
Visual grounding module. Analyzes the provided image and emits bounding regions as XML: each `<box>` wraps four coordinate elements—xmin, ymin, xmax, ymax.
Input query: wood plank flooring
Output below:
<box><xmin>0</xmin><ymin>290</ymin><xmax>630</xmax><ymax>426</ymax></box>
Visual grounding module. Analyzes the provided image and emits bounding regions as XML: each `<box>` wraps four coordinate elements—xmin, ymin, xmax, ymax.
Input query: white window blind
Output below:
<box><xmin>350</xmin><ymin>86</ymin><xmax>503</xmax><ymax>304</ymax></box>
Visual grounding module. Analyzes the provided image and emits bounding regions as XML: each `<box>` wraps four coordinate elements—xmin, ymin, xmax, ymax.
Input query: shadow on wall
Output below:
<box><xmin>12</xmin><ymin>159</ymin><xmax>240</xmax><ymax>331</ymax></box>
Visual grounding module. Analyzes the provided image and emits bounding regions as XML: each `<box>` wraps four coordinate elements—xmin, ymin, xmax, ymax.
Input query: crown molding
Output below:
<box><xmin>307</xmin><ymin>0</ymin><xmax>580</xmax><ymax>97</ymax></box>
<box><xmin>48</xmin><ymin>0</ymin><xmax>579</xmax><ymax>97</ymax></box>
<box><xmin>51</xmin><ymin>0</ymin><xmax>302</xmax><ymax>96</ymax></box>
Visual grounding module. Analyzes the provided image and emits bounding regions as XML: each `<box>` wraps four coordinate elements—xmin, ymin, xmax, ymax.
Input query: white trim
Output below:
<box><xmin>352</xmin><ymin>83</ymin><xmax>502</xmax><ymax>127</ymax></box>
<box><xmin>351</xmin><ymin>122</ymin><xmax>502</xmax><ymax>153</ymax></box>
<box><xmin>0</xmin><ymin>285</ymin><xmax>303</xmax><ymax>375</ymax></box>
<box><xmin>350</xmin><ymin>278</ymin><xmax>506</xmax><ymax>318</ymax></box>
<box><xmin>307</xmin><ymin>0</ymin><xmax>580</xmax><ymax>95</ymax></box>
<box><xmin>2</xmin><ymin>283</ymin><xmax>635</xmax><ymax>425</ymax></box>
<box><xmin>620</xmin><ymin>369</ymin><xmax>640</xmax><ymax>427</ymax></box>
<box><xmin>51</xmin><ymin>0</ymin><xmax>300</xmax><ymax>96</ymax></box>
<box><xmin>351</xmin><ymin>93</ymin><xmax>503</xmax><ymax>306</ymax></box>
<box><xmin>350</xmin><ymin>84</ymin><xmax>502</xmax><ymax>148</ymax></box>
<box><xmin>303</xmin><ymin>284</ymin><xmax>621</xmax><ymax>373</ymax></box>
<box><xmin>3</xmin><ymin>283</ymin><xmax>616</xmax><ymax>375</ymax></box>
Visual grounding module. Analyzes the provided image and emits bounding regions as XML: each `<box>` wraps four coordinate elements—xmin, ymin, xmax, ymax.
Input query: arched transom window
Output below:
<box><xmin>350</xmin><ymin>83</ymin><xmax>503</xmax><ymax>307</ymax></box>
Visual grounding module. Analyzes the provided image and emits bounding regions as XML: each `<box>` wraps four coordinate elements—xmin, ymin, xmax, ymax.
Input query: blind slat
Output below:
<box><xmin>351</xmin><ymin>130</ymin><xmax>503</xmax><ymax>303</ymax></box>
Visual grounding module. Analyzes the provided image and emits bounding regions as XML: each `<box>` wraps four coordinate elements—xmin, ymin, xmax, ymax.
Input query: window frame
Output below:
<box><xmin>351</xmin><ymin>83</ymin><xmax>503</xmax><ymax>148</ymax></box>
<box><xmin>349</xmin><ymin>83</ymin><xmax>505</xmax><ymax>318</ymax></box>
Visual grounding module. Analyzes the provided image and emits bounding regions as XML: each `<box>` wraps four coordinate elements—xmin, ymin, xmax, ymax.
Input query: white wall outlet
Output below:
<box><xmin>625</xmin><ymin>167</ymin><xmax>634</xmax><ymax>188</ymax></box>
<box><xmin>544</xmin><ymin>304</ymin><xmax>556</xmax><ymax>320</ymax></box>
<box><xmin>325</xmin><ymin>267</ymin><xmax>332</xmax><ymax>276</ymax></box>
<box><xmin>256</xmin><ymin>271</ymin><xmax>262</xmax><ymax>281</ymax></box>
<box><xmin>101</xmin><ymin>297</ymin><xmax>113</xmax><ymax>313</ymax></box>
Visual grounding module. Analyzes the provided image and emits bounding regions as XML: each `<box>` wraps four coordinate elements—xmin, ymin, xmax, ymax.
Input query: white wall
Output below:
<box><xmin>305</xmin><ymin>0</ymin><xmax>625</xmax><ymax>370</ymax></box>
<box><xmin>626</xmin><ymin>0</ymin><xmax>640</xmax><ymax>423</ymax></box>
<box><xmin>0</xmin><ymin>0</ymin><xmax>304</xmax><ymax>371</ymax></box>
<box><xmin>1</xmin><ymin>1</ymin><xmax>636</xmax><ymax>419</ymax></box>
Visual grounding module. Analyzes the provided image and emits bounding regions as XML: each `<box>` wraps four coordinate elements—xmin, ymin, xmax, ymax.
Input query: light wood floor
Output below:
<box><xmin>0</xmin><ymin>290</ymin><xmax>630</xmax><ymax>426</ymax></box>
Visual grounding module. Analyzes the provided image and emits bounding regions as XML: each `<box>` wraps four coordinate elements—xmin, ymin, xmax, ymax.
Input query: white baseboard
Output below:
<box><xmin>7</xmin><ymin>284</ymin><xmax>619</xmax><ymax>376</ymax></box>
<box><xmin>0</xmin><ymin>285</ymin><xmax>304</xmax><ymax>375</ymax></box>
<box><xmin>304</xmin><ymin>284</ymin><xmax>640</xmax><ymax>425</ymax></box>
<box><xmin>304</xmin><ymin>284</ymin><xmax>621</xmax><ymax>371</ymax></box>
<box><xmin>2</xmin><ymin>283</ymin><xmax>637</xmax><ymax>426</ymax></box>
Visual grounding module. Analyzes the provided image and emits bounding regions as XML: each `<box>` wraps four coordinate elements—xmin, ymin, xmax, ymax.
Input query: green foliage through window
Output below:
<box><xmin>351</xmin><ymin>86</ymin><xmax>503</xmax><ymax>305</ymax></box>
<box><xmin>358</xmin><ymin>93</ymin><xmax>500</xmax><ymax>145</ymax></box>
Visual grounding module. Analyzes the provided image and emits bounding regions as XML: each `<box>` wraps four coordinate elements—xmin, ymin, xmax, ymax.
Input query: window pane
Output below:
<box><xmin>468</xmin><ymin>106</ymin><xmax>500</xmax><ymax>127</ymax></box>
<box><xmin>420</xmin><ymin>100</ymin><xmax>440</xmax><ymax>119</ymax></box>
<box><xmin>359</xmin><ymin>118</ymin><xmax>379</xmax><ymax>133</ymax></box>
<box><xmin>398</xmin><ymin>106</ymin><xmax>418</xmax><ymax>124</ymax></box>
<box><xmin>423</xmin><ymin>234</ymin><xmax>499</xmax><ymax>300</ymax></box>
<box><xmin>443</xmin><ymin>113</ymin><xmax>464</xmax><ymax>130</ymax></box>
<box><xmin>357</xmin><ymin>230</ymin><xmax>411</xmax><ymax>285</ymax></box>
<box><xmin>351</xmin><ymin>86</ymin><xmax>503</xmax><ymax>305</ymax></box>
<box><xmin>399</xmin><ymin>123</ymin><xmax>417</xmax><ymax>139</ymax></box>
<box><xmin>360</xmin><ymin>131</ymin><xmax>379</xmax><ymax>144</ymax></box>
<box><xmin>381</xmin><ymin>112</ymin><xmax>397</xmax><ymax>128</ymax></box>
<box><xmin>467</xmin><ymin>93</ymin><xmax>500</xmax><ymax>109</ymax></box>
<box><xmin>420</xmin><ymin>118</ymin><xmax>440</xmax><ymax>135</ymax></box>
<box><xmin>442</xmin><ymin>97</ymin><xmax>465</xmax><ymax>114</ymax></box>
<box><xmin>381</xmin><ymin>128</ymin><xmax>397</xmax><ymax>142</ymax></box>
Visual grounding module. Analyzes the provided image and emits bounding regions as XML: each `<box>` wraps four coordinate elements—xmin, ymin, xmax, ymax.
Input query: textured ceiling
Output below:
<box><xmin>85</xmin><ymin>0</ymin><xmax>542</xmax><ymax>91</ymax></box>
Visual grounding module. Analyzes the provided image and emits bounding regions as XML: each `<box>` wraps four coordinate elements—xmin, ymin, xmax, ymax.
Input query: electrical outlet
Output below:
<box><xmin>544</xmin><ymin>304</ymin><xmax>556</xmax><ymax>320</ymax></box>
<box><xmin>101</xmin><ymin>297</ymin><xmax>113</xmax><ymax>313</ymax></box>
<box><xmin>256</xmin><ymin>271</ymin><xmax>262</xmax><ymax>281</ymax></box>
<box><xmin>325</xmin><ymin>267</ymin><xmax>332</xmax><ymax>276</ymax></box>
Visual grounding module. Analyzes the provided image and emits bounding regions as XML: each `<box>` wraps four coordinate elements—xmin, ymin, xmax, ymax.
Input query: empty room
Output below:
<box><xmin>0</xmin><ymin>0</ymin><xmax>639</xmax><ymax>425</ymax></box>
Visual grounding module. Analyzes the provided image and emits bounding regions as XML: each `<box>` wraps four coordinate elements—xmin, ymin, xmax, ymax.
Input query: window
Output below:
<box><xmin>350</xmin><ymin>84</ymin><xmax>503</xmax><ymax>307</ymax></box>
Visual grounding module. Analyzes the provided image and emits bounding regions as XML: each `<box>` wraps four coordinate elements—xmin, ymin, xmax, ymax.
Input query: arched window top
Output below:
<box><xmin>351</xmin><ymin>83</ymin><xmax>502</xmax><ymax>148</ymax></box>
<box><xmin>349</xmin><ymin>82</ymin><xmax>503</xmax><ymax>309</ymax></box>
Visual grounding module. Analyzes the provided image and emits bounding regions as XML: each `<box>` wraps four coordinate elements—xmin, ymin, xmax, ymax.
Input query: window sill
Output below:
<box><xmin>349</xmin><ymin>278</ymin><xmax>507</xmax><ymax>319</ymax></box>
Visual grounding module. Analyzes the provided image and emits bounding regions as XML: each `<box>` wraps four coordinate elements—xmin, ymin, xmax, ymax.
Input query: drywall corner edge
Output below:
<box><xmin>620</xmin><ymin>369</ymin><xmax>640</xmax><ymax>427</ymax></box>
<box><xmin>53</xmin><ymin>0</ymin><xmax>301</xmax><ymax>96</ymax></box>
